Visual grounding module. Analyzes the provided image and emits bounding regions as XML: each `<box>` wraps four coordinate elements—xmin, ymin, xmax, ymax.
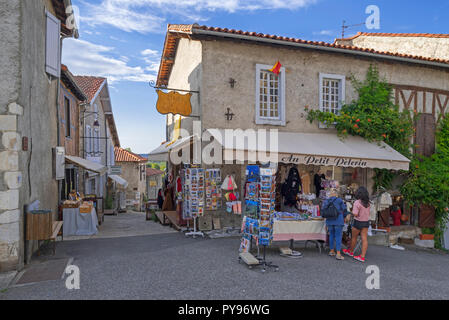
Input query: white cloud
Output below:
<box><xmin>313</xmin><ymin>30</ymin><xmax>334</xmax><ymax>36</ymax></box>
<box><xmin>79</xmin><ymin>0</ymin><xmax>317</xmax><ymax>33</ymax></box>
<box><xmin>62</xmin><ymin>38</ymin><xmax>156</xmax><ymax>83</ymax></box>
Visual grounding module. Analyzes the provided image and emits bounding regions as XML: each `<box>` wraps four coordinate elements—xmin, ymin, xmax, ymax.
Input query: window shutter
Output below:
<box><xmin>45</xmin><ymin>10</ymin><xmax>61</xmax><ymax>77</ymax></box>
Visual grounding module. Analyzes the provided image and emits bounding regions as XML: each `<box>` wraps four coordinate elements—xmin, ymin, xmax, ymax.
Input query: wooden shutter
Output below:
<box><xmin>415</xmin><ymin>113</ymin><xmax>436</xmax><ymax>157</ymax></box>
<box><xmin>45</xmin><ymin>10</ymin><xmax>61</xmax><ymax>77</ymax></box>
<box><xmin>419</xmin><ymin>204</ymin><xmax>435</xmax><ymax>228</ymax></box>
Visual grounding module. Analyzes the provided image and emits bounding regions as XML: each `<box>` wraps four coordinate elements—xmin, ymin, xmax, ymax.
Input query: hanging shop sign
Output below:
<box><xmin>156</xmin><ymin>90</ymin><xmax>192</xmax><ymax>116</ymax></box>
<box><xmin>280</xmin><ymin>154</ymin><xmax>368</xmax><ymax>168</ymax></box>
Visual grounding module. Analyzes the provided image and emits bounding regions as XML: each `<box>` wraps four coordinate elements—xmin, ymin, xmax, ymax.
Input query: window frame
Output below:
<box><xmin>64</xmin><ymin>96</ymin><xmax>71</xmax><ymax>138</ymax></box>
<box><xmin>85</xmin><ymin>125</ymin><xmax>92</xmax><ymax>156</ymax></box>
<box><xmin>319</xmin><ymin>73</ymin><xmax>346</xmax><ymax>128</ymax></box>
<box><xmin>319</xmin><ymin>73</ymin><xmax>346</xmax><ymax>114</ymax></box>
<box><xmin>255</xmin><ymin>64</ymin><xmax>286</xmax><ymax>126</ymax></box>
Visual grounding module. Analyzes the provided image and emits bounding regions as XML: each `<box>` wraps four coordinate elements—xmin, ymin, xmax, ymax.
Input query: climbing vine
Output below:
<box><xmin>306</xmin><ymin>65</ymin><xmax>415</xmax><ymax>191</ymax></box>
<box><xmin>401</xmin><ymin>116</ymin><xmax>449</xmax><ymax>248</ymax></box>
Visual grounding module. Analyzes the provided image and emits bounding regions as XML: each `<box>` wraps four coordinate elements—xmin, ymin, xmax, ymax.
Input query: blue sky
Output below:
<box><xmin>63</xmin><ymin>0</ymin><xmax>449</xmax><ymax>154</ymax></box>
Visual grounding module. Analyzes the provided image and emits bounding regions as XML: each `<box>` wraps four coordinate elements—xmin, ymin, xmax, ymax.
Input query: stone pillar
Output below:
<box><xmin>0</xmin><ymin>102</ymin><xmax>23</xmax><ymax>272</ymax></box>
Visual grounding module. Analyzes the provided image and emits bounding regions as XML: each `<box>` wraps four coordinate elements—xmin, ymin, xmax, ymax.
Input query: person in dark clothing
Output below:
<box><xmin>157</xmin><ymin>189</ymin><xmax>164</xmax><ymax>209</ymax></box>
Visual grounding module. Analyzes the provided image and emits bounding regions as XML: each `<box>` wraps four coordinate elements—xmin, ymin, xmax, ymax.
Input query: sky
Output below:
<box><xmin>63</xmin><ymin>0</ymin><xmax>449</xmax><ymax>154</ymax></box>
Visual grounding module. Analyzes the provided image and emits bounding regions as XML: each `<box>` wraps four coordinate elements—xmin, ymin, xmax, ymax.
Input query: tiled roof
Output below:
<box><xmin>146</xmin><ymin>168</ymin><xmax>164</xmax><ymax>176</ymax></box>
<box><xmin>157</xmin><ymin>24</ymin><xmax>449</xmax><ymax>86</ymax></box>
<box><xmin>73</xmin><ymin>76</ymin><xmax>106</xmax><ymax>103</ymax></box>
<box><xmin>338</xmin><ymin>32</ymin><xmax>449</xmax><ymax>41</ymax></box>
<box><xmin>61</xmin><ymin>65</ymin><xmax>87</xmax><ymax>101</ymax></box>
<box><xmin>115</xmin><ymin>147</ymin><xmax>148</xmax><ymax>163</ymax></box>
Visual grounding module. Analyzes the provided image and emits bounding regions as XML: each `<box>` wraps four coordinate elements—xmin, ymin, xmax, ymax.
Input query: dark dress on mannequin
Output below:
<box><xmin>314</xmin><ymin>173</ymin><xmax>325</xmax><ymax>198</ymax></box>
<box><xmin>281</xmin><ymin>167</ymin><xmax>302</xmax><ymax>208</ymax></box>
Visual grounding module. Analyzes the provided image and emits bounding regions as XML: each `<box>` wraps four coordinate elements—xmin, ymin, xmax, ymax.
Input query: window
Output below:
<box><xmin>94</xmin><ymin>129</ymin><xmax>100</xmax><ymax>155</ymax></box>
<box><xmin>45</xmin><ymin>10</ymin><xmax>61</xmax><ymax>77</ymax></box>
<box><xmin>85</xmin><ymin>125</ymin><xmax>91</xmax><ymax>156</ymax></box>
<box><xmin>65</xmin><ymin>97</ymin><xmax>71</xmax><ymax>137</ymax></box>
<box><xmin>255</xmin><ymin>64</ymin><xmax>285</xmax><ymax>126</ymax></box>
<box><xmin>319</xmin><ymin>73</ymin><xmax>345</xmax><ymax>115</ymax></box>
<box><xmin>109</xmin><ymin>145</ymin><xmax>115</xmax><ymax>166</ymax></box>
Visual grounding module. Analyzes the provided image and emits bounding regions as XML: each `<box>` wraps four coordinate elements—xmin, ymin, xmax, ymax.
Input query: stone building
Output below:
<box><xmin>74</xmin><ymin>76</ymin><xmax>120</xmax><ymax>212</ymax></box>
<box><xmin>150</xmin><ymin>24</ymin><xmax>449</xmax><ymax>229</ymax></box>
<box><xmin>0</xmin><ymin>0</ymin><xmax>78</xmax><ymax>272</ymax></box>
<box><xmin>146</xmin><ymin>168</ymin><xmax>164</xmax><ymax>201</ymax></box>
<box><xmin>114</xmin><ymin>148</ymin><xmax>147</xmax><ymax>211</ymax></box>
<box><xmin>59</xmin><ymin>64</ymin><xmax>87</xmax><ymax>200</ymax></box>
<box><xmin>334</xmin><ymin>32</ymin><xmax>449</xmax><ymax>61</ymax></box>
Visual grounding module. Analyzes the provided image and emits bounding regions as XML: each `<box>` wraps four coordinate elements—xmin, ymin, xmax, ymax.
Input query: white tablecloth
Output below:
<box><xmin>63</xmin><ymin>207</ymin><xmax>98</xmax><ymax>236</ymax></box>
<box><xmin>273</xmin><ymin>220</ymin><xmax>326</xmax><ymax>242</ymax></box>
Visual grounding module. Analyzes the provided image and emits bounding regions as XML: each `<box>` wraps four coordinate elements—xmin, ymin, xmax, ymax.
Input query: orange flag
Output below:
<box><xmin>269</xmin><ymin>61</ymin><xmax>282</xmax><ymax>75</ymax></box>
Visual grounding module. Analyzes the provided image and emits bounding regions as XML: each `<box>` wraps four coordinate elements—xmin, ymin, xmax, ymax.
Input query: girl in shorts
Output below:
<box><xmin>343</xmin><ymin>186</ymin><xmax>371</xmax><ymax>262</ymax></box>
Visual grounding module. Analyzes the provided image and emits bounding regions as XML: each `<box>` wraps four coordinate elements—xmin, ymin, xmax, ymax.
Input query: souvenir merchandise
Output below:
<box><xmin>258</xmin><ymin>168</ymin><xmax>276</xmax><ymax>246</ymax></box>
<box><xmin>182</xmin><ymin>165</ymin><xmax>205</xmax><ymax>219</ymax></box>
<box><xmin>239</xmin><ymin>216</ymin><xmax>259</xmax><ymax>253</ymax></box>
<box><xmin>205</xmin><ymin>168</ymin><xmax>222</xmax><ymax>210</ymax></box>
<box><xmin>281</xmin><ymin>167</ymin><xmax>302</xmax><ymax>206</ymax></box>
<box><xmin>221</xmin><ymin>175</ymin><xmax>237</xmax><ymax>191</ymax></box>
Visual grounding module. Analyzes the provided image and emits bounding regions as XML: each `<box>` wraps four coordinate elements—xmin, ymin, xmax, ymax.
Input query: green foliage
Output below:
<box><xmin>306</xmin><ymin>65</ymin><xmax>414</xmax><ymax>191</ymax></box>
<box><xmin>105</xmin><ymin>195</ymin><xmax>113</xmax><ymax>210</ymax></box>
<box><xmin>401</xmin><ymin>116</ymin><xmax>449</xmax><ymax>248</ymax></box>
<box><xmin>147</xmin><ymin>161</ymin><xmax>166</xmax><ymax>171</ymax></box>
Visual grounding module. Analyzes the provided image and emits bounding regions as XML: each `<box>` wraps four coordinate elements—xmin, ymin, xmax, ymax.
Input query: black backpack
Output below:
<box><xmin>322</xmin><ymin>199</ymin><xmax>339</xmax><ymax>219</ymax></box>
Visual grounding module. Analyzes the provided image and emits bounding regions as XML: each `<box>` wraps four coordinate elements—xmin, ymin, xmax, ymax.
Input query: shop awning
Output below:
<box><xmin>148</xmin><ymin>135</ymin><xmax>196</xmax><ymax>162</ymax></box>
<box><xmin>65</xmin><ymin>155</ymin><xmax>107</xmax><ymax>174</ymax></box>
<box><xmin>108</xmin><ymin>175</ymin><xmax>128</xmax><ymax>188</ymax></box>
<box><xmin>206</xmin><ymin>129</ymin><xmax>410</xmax><ymax>171</ymax></box>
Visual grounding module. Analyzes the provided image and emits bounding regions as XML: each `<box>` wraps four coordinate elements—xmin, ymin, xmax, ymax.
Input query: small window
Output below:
<box><xmin>65</xmin><ymin>97</ymin><xmax>71</xmax><ymax>137</ymax></box>
<box><xmin>85</xmin><ymin>125</ymin><xmax>91</xmax><ymax>156</ymax></box>
<box><xmin>94</xmin><ymin>129</ymin><xmax>100</xmax><ymax>155</ymax></box>
<box><xmin>319</xmin><ymin>73</ymin><xmax>345</xmax><ymax>115</ymax></box>
<box><xmin>255</xmin><ymin>64</ymin><xmax>285</xmax><ymax>126</ymax></box>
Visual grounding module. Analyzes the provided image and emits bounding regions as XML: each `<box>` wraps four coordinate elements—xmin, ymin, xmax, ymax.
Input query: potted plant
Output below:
<box><xmin>419</xmin><ymin>228</ymin><xmax>435</xmax><ymax>240</ymax></box>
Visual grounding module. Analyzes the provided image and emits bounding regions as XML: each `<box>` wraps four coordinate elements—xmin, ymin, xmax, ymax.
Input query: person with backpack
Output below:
<box><xmin>322</xmin><ymin>188</ymin><xmax>347</xmax><ymax>260</ymax></box>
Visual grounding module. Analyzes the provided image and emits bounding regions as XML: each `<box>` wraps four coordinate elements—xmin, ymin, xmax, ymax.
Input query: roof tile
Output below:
<box><xmin>115</xmin><ymin>147</ymin><xmax>148</xmax><ymax>163</ymax></box>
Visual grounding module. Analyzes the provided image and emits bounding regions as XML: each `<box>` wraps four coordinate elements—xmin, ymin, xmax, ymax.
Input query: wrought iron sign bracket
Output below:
<box><xmin>149</xmin><ymin>80</ymin><xmax>200</xmax><ymax>94</ymax></box>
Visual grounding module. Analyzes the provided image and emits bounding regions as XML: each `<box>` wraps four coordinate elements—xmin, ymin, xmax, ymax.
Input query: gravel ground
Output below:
<box><xmin>1</xmin><ymin>231</ymin><xmax>448</xmax><ymax>300</ymax></box>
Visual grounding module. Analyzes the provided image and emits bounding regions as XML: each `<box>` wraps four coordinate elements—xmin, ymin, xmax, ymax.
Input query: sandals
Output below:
<box><xmin>328</xmin><ymin>251</ymin><xmax>336</xmax><ymax>257</ymax></box>
<box><xmin>336</xmin><ymin>254</ymin><xmax>345</xmax><ymax>260</ymax></box>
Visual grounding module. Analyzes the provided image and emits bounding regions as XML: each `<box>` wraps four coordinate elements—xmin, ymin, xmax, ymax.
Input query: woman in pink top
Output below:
<box><xmin>343</xmin><ymin>187</ymin><xmax>371</xmax><ymax>262</ymax></box>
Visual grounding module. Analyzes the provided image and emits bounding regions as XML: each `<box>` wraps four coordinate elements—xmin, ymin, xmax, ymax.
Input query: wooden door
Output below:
<box><xmin>415</xmin><ymin>113</ymin><xmax>436</xmax><ymax>157</ymax></box>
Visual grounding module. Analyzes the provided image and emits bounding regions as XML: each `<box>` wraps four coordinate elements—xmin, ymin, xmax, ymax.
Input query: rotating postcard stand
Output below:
<box><xmin>239</xmin><ymin>165</ymin><xmax>278</xmax><ymax>273</ymax></box>
<box><xmin>182</xmin><ymin>165</ymin><xmax>205</xmax><ymax>238</ymax></box>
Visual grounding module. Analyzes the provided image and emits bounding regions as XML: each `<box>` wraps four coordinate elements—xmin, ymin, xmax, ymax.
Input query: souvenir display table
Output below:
<box><xmin>62</xmin><ymin>201</ymin><xmax>98</xmax><ymax>236</ymax></box>
<box><xmin>272</xmin><ymin>219</ymin><xmax>326</xmax><ymax>242</ymax></box>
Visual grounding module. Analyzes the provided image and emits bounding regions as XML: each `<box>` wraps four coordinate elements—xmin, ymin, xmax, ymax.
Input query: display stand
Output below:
<box><xmin>185</xmin><ymin>216</ymin><xmax>204</xmax><ymax>238</ymax></box>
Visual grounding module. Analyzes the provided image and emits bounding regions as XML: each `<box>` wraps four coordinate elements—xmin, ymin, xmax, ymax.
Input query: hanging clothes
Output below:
<box><xmin>314</xmin><ymin>173</ymin><xmax>323</xmax><ymax>198</ymax></box>
<box><xmin>300</xmin><ymin>172</ymin><xmax>311</xmax><ymax>194</ymax></box>
<box><xmin>281</xmin><ymin>167</ymin><xmax>302</xmax><ymax>207</ymax></box>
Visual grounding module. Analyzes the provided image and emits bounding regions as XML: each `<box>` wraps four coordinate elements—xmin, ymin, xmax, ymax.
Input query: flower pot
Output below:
<box><xmin>419</xmin><ymin>234</ymin><xmax>434</xmax><ymax>240</ymax></box>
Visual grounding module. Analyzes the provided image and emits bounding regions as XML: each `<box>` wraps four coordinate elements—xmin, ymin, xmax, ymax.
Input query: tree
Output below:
<box><xmin>401</xmin><ymin>116</ymin><xmax>449</xmax><ymax>248</ymax></box>
<box><xmin>306</xmin><ymin>65</ymin><xmax>415</xmax><ymax>191</ymax></box>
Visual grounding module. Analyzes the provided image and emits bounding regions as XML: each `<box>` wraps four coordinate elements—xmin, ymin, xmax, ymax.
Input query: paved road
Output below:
<box><xmin>1</xmin><ymin>231</ymin><xmax>448</xmax><ymax>300</ymax></box>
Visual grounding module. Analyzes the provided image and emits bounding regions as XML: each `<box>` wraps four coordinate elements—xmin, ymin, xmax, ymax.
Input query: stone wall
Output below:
<box><xmin>0</xmin><ymin>0</ymin><xmax>59</xmax><ymax>272</ymax></box>
<box><xmin>335</xmin><ymin>35</ymin><xmax>449</xmax><ymax>61</ymax></box>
